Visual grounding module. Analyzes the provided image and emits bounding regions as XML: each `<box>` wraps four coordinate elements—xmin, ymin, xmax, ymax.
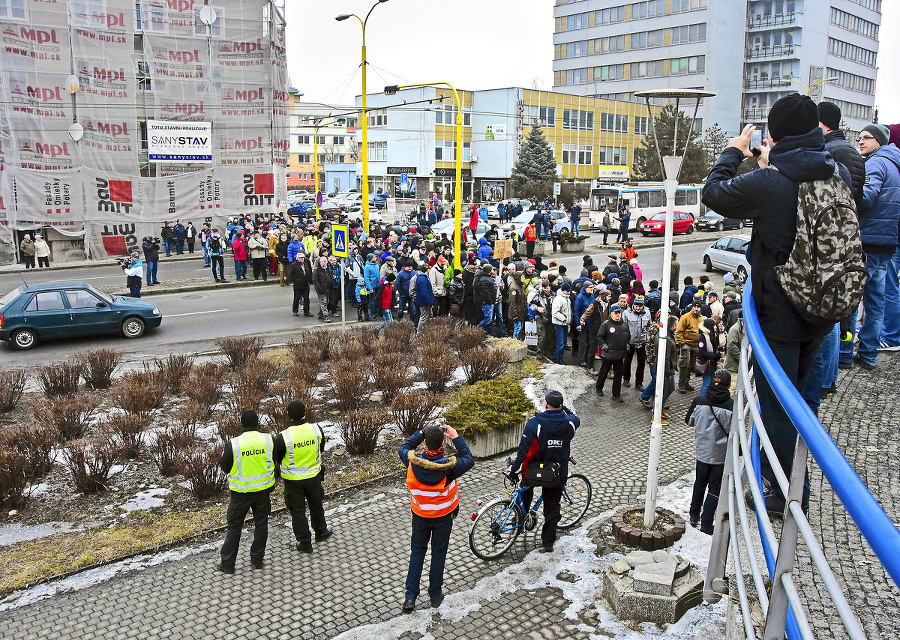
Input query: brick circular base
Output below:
<box><xmin>610</xmin><ymin>505</ymin><xmax>686</xmax><ymax>551</ymax></box>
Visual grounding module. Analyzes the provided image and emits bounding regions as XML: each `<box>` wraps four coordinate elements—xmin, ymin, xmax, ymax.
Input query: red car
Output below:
<box><xmin>639</xmin><ymin>211</ymin><xmax>695</xmax><ymax>236</ymax></box>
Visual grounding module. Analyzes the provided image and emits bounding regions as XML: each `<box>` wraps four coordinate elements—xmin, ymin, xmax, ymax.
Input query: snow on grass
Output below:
<box><xmin>118</xmin><ymin>487</ymin><xmax>170</xmax><ymax>513</ymax></box>
<box><xmin>0</xmin><ymin>522</ymin><xmax>83</xmax><ymax>547</ymax></box>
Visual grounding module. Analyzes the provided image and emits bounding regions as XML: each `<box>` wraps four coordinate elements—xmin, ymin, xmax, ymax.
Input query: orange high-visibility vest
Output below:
<box><xmin>405</xmin><ymin>464</ymin><xmax>459</xmax><ymax>518</ymax></box>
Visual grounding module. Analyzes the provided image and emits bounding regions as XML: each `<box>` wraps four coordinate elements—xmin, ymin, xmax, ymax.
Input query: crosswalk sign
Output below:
<box><xmin>331</xmin><ymin>223</ymin><xmax>349</xmax><ymax>258</ymax></box>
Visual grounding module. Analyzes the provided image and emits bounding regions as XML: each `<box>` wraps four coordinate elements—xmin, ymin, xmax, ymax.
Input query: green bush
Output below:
<box><xmin>443</xmin><ymin>377</ymin><xmax>534</xmax><ymax>438</ymax></box>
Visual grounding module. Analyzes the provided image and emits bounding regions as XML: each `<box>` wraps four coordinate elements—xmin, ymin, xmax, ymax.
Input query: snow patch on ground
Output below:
<box><xmin>336</xmin><ymin>471</ymin><xmax>725</xmax><ymax>640</ymax></box>
<box><xmin>522</xmin><ymin>362</ymin><xmax>593</xmax><ymax>412</ymax></box>
<box><xmin>118</xmin><ymin>487</ymin><xmax>170</xmax><ymax>513</ymax></box>
<box><xmin>0</xmin><ymin>522</ymin><xmax>82</xmax><ymax>547</ymax></box>
<box><xmin>0</xmin><ymin>541</ymin><xmax>218</xmax><ymax>612</ymax></box>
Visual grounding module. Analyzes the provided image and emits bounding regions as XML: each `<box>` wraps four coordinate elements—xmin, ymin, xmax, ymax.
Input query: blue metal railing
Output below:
<box><xmin>742</xmin><ymin>283</ymin><xmax>900</xmax><ymax>587</ymax></box>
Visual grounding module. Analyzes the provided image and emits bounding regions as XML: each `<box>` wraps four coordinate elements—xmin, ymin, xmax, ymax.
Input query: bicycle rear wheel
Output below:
<box><xmin>557</xmin><ymin>474</ymin><xmax>592</xmax><ymax>530</ymax></box>
<box><xmin>469</xmin><ymin>498</ymin><xmax>521</xmax><ymax>560</ymax></box>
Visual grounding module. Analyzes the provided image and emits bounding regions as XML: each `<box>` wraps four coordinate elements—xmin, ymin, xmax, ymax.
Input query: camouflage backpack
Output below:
<box><xmin>773</xmin><ymin>166</ymin><xmax>867</xmax><ymax>322</ymax></box>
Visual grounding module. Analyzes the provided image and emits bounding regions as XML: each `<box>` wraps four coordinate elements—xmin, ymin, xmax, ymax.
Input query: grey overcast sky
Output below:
<box><xmin>287</xmin><ymin>0</ymin><xmax>900</xmax><ymax>127</ymax></box>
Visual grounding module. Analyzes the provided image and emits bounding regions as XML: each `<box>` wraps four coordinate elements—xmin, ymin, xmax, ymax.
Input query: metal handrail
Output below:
<box><xmin>703</xmin><ymin>280</ymin><xmax>897</xmax><ymax>639</ymax></box>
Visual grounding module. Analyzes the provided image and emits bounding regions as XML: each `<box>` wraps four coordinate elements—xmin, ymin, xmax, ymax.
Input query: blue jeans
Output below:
<box><xmin>491</xmin><ymin>303</ymin><xmax>505</xmax><ymax>334</ymax></box>
<box><xmin>398</xmin><ymin>295</ymin><xmax>410</xmax><ymax>320</ymax></box>
<box><xmin>163</xmin><ymin>238</ymin><xmax>172</xmax><ymax>256</ymax></box>
<box><xmin>881</xmin><ymin>246</ymin><xmax>900</xmax><ymax>347</ymax></box>
<box><xmin>641</xmin><ymin>365</ymin><xmax>657</xmax><ymax>403</ymax></box>
<box><xmin>405</xmin><ymin>514</ymin><xmax>453</xmax><ymax>601</ymax></box>
<box><xmin>477</xmin><ymin>304</ymin><xmax>493</xmax><ymax>330</ymax></box>
<box><xmin>369</xmin><ymin>291</ymin><xmax>379</xmax><ymax>318</ymax></box>
<box><xmin>145</xmin><ymin>260</ymin><xmax>158</xmax><ymax>284</ymax></box>
<box><xmin>129</xmin><ymin>286</ymin><xmax>141</xmax><ymax>298</ymax></box>
<box><xmin>176</xmin><ymin>239</ymin><xmax>184</xmax><ymax>254</ymax></box>
<box><xmin>751</xmin><ymin>338</ymin><xmax>823</xmax><ymax>511</ymax></box>
<box><xmin>839</xmin><ymin>306</ymin><xmax>859</xmax><ymax>364</ymax></box>
<box><xmin>202</xmin><ymin>242</ymin><xmax>210</xmax><ymax>266</ymax></box>
<box><xmin>802</xmin><ymin>324</ymin><xmax>839</xmax><ymax>413</ymax></box>
<box><xmin>571</xmin><ymin>219</ymin><xmax>579</xmax><ymax>237</ymax></box>
<box><xmin>512</xmin><ymin>320</ymin><xmax>523</xmax><ymax>340</ymax></box>
<box><xmin>700</xmin><ymin>370</ymin><xmax>713</xmax><ymax>396</ymax></box>
<box><xmin>857</xmin><ymin>251</ymin><xmax>892</xmax><ymax>365</ymax></box>
<box><xmin>377</xmin><ymin>308</ymin><xmax>393</xmax><ymax>330</ymax></box>
<box><xmin>234</xmin><ymin>259</ymin><xmax>247</xmax><ymax>280</ymax></box>
<box><xmin>553</xmin><ymin>324</ymin><xmax>567</xmax><ymax>362</ymax></box>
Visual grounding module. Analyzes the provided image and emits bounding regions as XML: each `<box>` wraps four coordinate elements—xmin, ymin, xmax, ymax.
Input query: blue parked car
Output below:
<box><xmin>0</xmin><ymin>281</ymin><xmax>162</xmax><ymax>350</ymax></box>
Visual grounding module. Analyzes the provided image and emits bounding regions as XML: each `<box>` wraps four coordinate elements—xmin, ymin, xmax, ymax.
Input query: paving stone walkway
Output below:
<box><xmin>0</xmin><ymin>352</ymin><xmax>897</xmax><ymax>639</ymax></box>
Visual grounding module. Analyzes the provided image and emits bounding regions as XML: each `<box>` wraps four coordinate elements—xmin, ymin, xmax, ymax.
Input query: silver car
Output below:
<box><xmin>702</xmin><ymin>234</ymin><xmax>751</xmax><ymax>280</ymax></box>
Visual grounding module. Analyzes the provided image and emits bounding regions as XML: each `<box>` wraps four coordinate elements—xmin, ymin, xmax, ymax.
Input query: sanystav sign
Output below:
<box><xmin>147</xmin><ymin>120</ymin><xmax>212</xmax><ymax>163</ymax></box>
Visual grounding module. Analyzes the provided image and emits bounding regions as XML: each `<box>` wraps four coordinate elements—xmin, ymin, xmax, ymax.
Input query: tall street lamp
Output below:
<box><xmin>634</xmin><ymin>89</ymin><xmax>715</xmax><ymax>528</ymax></box>
<box><xmin>313</xmin><ymin>117</ymin><xmax>346</xmax><ymax>220</ymax></box>
<box><xmin>336</xmin><ymin>0</ymin><xmax>390</xmax><ymax>234</ymax></box>
<box><xmin>385</xmin><ymin>83</ymin><xmax>463</xmax><ymax>270</ymax></box>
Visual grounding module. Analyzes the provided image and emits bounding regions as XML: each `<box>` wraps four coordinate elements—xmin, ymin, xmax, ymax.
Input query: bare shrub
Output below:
<box><xmin>175</xmin><ymin>446</ymin><xmax>228</xmax><ymax>500</ymax></box>
<box><xmin>372</xmin><ymin>361</ymin><xmax>412</xmax><ymax>401</ymax></box>
<box><xmin>181</xmin><ymin>363</ymin><xmax>223</xmax><ymax>413</ymax></box>
<box><xmin>347</xmin><ymin>325</ymin><xmax>377</xmax><ymax>355</ymax></box>
<box><xmin>0</xmin><ymin>369</ymin><xmax>27</xmax><ymax>412</ymax></box>
<box><xmin>214</xmin><ymin>411</ymin><xmax>243</xmax><ymax>442</ymax></box>
<box><xmin>155</xmin><ymin>353</ymin><xmax>193</xmax><ymax>391</ymax></box>
<box><xmin>338</xmin><ymin>409</ymin><xmax>390</xmax><ymax>455</ymax></box>
<box><xmin>391</xmin><ymin>391</ymin><xmax>442</xmax><ymax>437</ymax></box>
<box><xmin>81</xmin><ymin>349</ymin><xmax>122</xmax><ymax>390</ymax></box>
<box><xmin>453</xmin><ymin>324</ymin><xmax>488</xmax><ymax>355</ymax></box>
<box><xmin>33</xmin><ymin>392</ymin><xmax>99</xmax><ymax>441</ymax></box>
<box><xmin>332</xmin><ymin>340</ymin><xmax>367</xmax><ymax>362</ymax></box>
<box><xmin>418</xmin><ymin>342</ymin><xmax>459</xmax><ymax>394</ymax></box>
<box><xmin>383</xmin><ymin>320</ymin><xmax>416</xmax><ymax>344</ymax></box>
<box><xmin>150</xmin><ymin>425</ymin><xmax>195</xmax><ymax>477</ymax></box>
<box><xmin>37</xmin><ymin>361</ymin><xmax>83</xmax><ymax>398</ymax></box>
<box><xmin>103</xmin><ymin>412</ymin><xmax>150</xmax><ymax>459</ymax></box>
<box><xmin>264</xmin><ymin>380</ymin><xmax>316</xmax><ymax>433</ymax></box>
<box><xmin>416</xmin><ymin>317</ymin><xmax>456</xmax><ymax>347</ymax></box>
<box><xmin>236</xmin><ymin>356</ymin><xmax>281</xmax><ymax>400</ymax></box>
<box><xmin>0</xmin><ymin>423</ymin><xmax>57</xmax><ymax>479</ymax></box>
<box><xmin>172</xmin><ymin>400</ymin><xmax>207</xmax><ymax>437</ymax></box>
<box><xmin>461</xmin><ymin>347</ymin><xmax>510</xmax><ymax>384</ymax></box>
<box><xmin>111</xmin><ymin>372</ymin><xmax>165</xmax><ymax>417</ymax></box>
<box><xmin>304</xmin><ymin>329</ymin><xmax>337</xmax><ymax>361</ymax></box>
<box><xmin>287</xmin><ymin>358</ymin><xmax>317</xmax><ymax>386</ymax></box>
<box><xmin>0</xmin><ymin>448</ymin><xmax>29</xmax><ymax>508</ymax></box>
<box><xmin>216</xmin><ymin>336</ymin><xmax>264</xmax><ymax>370</ymax></box>
<box><xmin>65</xmin><ymin>437</ymin><xmax>118</xmax><ymax>494</ymax></box>
<box><xmin>328</xmin><ymin>359</ymin><xmax>369</xmax><ymax>411</ymax></box>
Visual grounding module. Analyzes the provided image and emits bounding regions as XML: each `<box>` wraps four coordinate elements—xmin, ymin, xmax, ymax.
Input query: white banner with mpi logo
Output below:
<box><xmin>11</xmin><ymin>168</ymin><xmax>85</xmax><ymax>229</ymax></box>
<box><xmin>147</xmin><ymin>121</ymin><xmax>212</xmax><ymax>163</ymax></box>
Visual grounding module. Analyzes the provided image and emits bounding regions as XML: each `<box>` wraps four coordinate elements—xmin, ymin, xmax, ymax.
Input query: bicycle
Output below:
<box><xmin>468</xmin><ymin>456</ymin><xmax>592</xmax><ymax>561</ymax></box>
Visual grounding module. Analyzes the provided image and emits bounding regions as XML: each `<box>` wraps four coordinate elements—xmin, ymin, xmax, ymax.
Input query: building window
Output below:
<box><xmin>562</xmin><ymin>109</ymin><xmax>593</xmax><ymax>130</ymax></box>
<box><xmin>194</xmin><ymin>6</ymin><xmax>222</xmax><ymax>36</ymax></box>
<box><xmin>566</xmin><ymin>12</ymin><xmax>590</xmax><ymax>30</ymax></box>
<box><xmin>565</xmin><ymin>68</ymin><xmax>589</xmax><ymax>85</ymax></box>
<box><xmin>524</xmin><ymin>105</ymin><xmax>556</xmax><ymax>127</ymax></box>
<box><xmin>368</xmin><ymin>109</ymin><xmax>388</xmax><ymax>127</ymax></box>
<box><xmin>630</xmin><ymin>1</ymin><xmax>665</xmax><ymax>19</ymax></box>
<box><xmin>630</xmin><ymin>60</ymin><xmax>666</xmax><ymax>78</ymax></box>
<box><xmin>137</xmin><ymin>61</ymin><xmax>152</xmax><ymax>91</ymax></box>
<box><xmin>828</xmin><ymin>38</ymin><xmax>876</xmax><ymax>67</ymax></box>
<box><xmin>0</xmin><ymin>0</ymin><xmax>25</xmax><ymax>18</ymax></box>
<box><xmin>316</xmin><ymin>136</ymin><xmax>325</xmax><ymax>145</ymax></box>
<box><xmin>629</xmin><ymin>29</ymin><xmax>665</xmax><ymax>50</ymax></box>
<box><xmin>333</xmin><ymin>136</ymin><xmax>345</xmax><ymax>145</ymax></box>
<box><xmin>671</xmin><ymin>0</ymin><xmax>707</xmax><ymax>12</ymax></box>
<box><xmin>830</xmin><ymin>7</ymin><xmax>878</xmax><ymax>40</ymax></box>
<box><xmin>297</xmin><ymin>135</ymin><xmax>310</xmax><ymax>144</ymax></box>
<box><xmin>846</xmin><ymin>0</ymin><xmax>880</xmax><ymax>11</ymax></box>
<box><xmin>345</xmin><ymin>118</ymin><xmax>357</xmax><ymax>128</ymax></box>
<box><xmin>822</xmin><ymin>97</ymin><xmax>872</xmax><ymax>121</ymax></box>
<box><xmin>566</xmin><ymin>40</ymin><xmax>589</xmax><ymax>57</ymax></box>
<box><xmin>561</xmin><ymin>144</ymin><xmax>592</xmax><ymax>165</ymax></box>
<box><xmin>634</xmin><ymin>116</ymin><xmax>649</xmax><ymax>135</ymax></box>
<box><xmin>671</xmin><ymin>23</ymin><xmax>706</xmax><ymax>45</ymax></box>
<box><xmin>594</xmin><ymin>35</ymin><xmax>626</xmax><ymax>54</ymax></box>
<box><xmin>669</xmin><ymin>55</ymin><xmax>705</xmax><ymax>75</ymax></box>
<box><xmin>463</xmin><ymin>141</ymin><xmax>471</xmax><ymax>162</ymax></box>
<box><xmin>594</xmin><ymin>64</ymin><xmax>625</xmax><ymax>82</ymax></box>
<box><xmin>597</xmin><ymin>146</ymin><xmax>628</xmax><ymax>164</ymax></box>
<box><xmin>298</xmin><ymin>154</ymin><xmax>311</xmax><ymax>163</ymax></box>
<box><xmin>435</xmin><ymin>140</ymin><xmax>456</xmax><ymax>161</ymax></box>
<box><xmin>595</xmin><ymin>6</ymin><xmax>625</xmax><ymax>25</ymax></box>
<box><xmin>599</xmin><ymin>114</ymin><xmax>629</xmax><ymax>133</ymax></box>
<box><xmin>826</xmin><ymin>68</ymin><xmax>875</xmax><ymax>95</ymax></box>
<box><xmin>367</xmin><ymin>141</ymin><xmax>387</xmax><ymax>161</ymax></box>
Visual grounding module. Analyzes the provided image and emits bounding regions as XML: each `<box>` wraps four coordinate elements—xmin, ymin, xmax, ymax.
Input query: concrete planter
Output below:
<box><xmin>465</xmin><ymin>421</ymin><xmax>524</xmax><ymax>459</ymax></box>
<box><xmin>532</xmin><ymin>240</ymin><xmax>546</xmax><ymax>257</ymax></box>
<box><xmin>560</xmin><ymin>236</ymin><xmax>586</xmax><ymax>253</ymax></box>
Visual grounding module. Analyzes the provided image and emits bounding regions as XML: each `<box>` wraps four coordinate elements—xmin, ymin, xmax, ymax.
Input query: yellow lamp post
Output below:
<box><xmin>312</xmin><ymin>117</ymin><xmax>345</xmax><ymax>221</ymax></box>
<box><xmin>385</xmin><ymin>82</ymin><xmax>463</xmax><ymax>270</ymax></box>
<box><xmin>336</xmin><ymin>0</ymin><xmax>390</xmax><ymax>234</ymax></box>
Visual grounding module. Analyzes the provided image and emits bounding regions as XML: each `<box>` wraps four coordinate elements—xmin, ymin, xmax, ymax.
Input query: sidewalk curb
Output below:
<box><xmin>0</xmin><ymin>253</ymin><xmax>206</xmax><ymax>274</ymax></box>
<box><xmin>106</xmin><ymin>277</ymin><xmax>280</xmax><ymax>297</ymax></box>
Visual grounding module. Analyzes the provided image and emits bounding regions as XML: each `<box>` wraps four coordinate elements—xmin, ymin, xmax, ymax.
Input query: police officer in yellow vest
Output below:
<box><xmin>218</xmin><ymin>409</ymin><xmax>275</xmax><ymax>574</ymax></box>
<box><xmin>273</xmin><ymin>400</ymin><xmax>331</xmax><ymax>554</ymax></box>
<box><xmin>398</xmin><ymin>424</ymin><xmax>474</xmax><ymax>614</ymax></box>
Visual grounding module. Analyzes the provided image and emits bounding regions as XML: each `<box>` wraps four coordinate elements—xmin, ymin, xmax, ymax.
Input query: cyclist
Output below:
<box><xmin>507</xmin><ymin>389</ymin><xmax>580</xmax><ymax>553</ymax></box>
<box><xmin>399</xmin><ymin>424</ymin><xmax>474</xmax><ymax>614</ymax></box>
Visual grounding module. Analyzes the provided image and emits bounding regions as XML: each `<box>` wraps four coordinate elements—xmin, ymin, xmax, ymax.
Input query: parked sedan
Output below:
<box><xmin>639</xmin><ymin>211</ymin><xmax>695</xmax><ymax>236</ymax></box>
<box><xmin>0</xmin><ymin>281</ymin><xmax>162</xmax><ymax>350</ymax></box>
<box><xmin>702</xmin><ymin>234</ymin><xmax>751</xmax><ymax>280</ymax></box>
<box><xmin>696</xmin><ymin>211</ymin><xmax>746</xmax><ymax>232</ymax></box>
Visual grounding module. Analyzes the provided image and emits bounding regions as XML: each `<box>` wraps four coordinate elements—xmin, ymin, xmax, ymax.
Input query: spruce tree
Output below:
<box><xmin>633</xmin><ymin>105</ymin><xmax>705</xmax><ymax>182</ymax></box>
<box><xmin>510</xmin><ymin>126</ymin><xmax>557</xmax><ymax>190</ymax></box>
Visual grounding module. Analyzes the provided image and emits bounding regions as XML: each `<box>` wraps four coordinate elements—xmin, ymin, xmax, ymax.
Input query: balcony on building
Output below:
<box><xmin>744</xmin><ymin>75</ymin><xmax>793</xmax><ymax>91</ymax></box>
<box><xmin>746</xmin><ymin>43</ymin><xmax>797</xmax><ymax>60</ymax></box>
<box><xmin>747</xmin><ymin>12</ymin><xmax>797</xmax><ymax>31</ymax></box>
<box><xmin>742</xmin><ymin>107</ymin><xmax>770</xmax><ymax>122</ymax></box>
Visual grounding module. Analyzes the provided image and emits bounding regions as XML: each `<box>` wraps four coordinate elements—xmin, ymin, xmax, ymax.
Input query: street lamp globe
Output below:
<box><xmin>335</xmin><ymin>14</ymin><xmax>350</xmax><ymax>21</ymax></box>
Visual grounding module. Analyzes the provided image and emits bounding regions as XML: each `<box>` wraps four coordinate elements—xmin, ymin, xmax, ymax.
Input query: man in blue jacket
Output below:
<box><xmin>573</xmin><ymin>281</ymin><xmax>595</xmax><ymax>366</ymax></box>
<box><xmin>508</xmin><ymin>389</ymin><xmax>580</xmax><ymax>553</ymax></box>
<box><xmin>363</xmin><ymin>254</ymin><xmax>381</xmax><ymax>319</ymax></box>
<box><xmin>414</xmin><ymin>263</ymin><xmax>435</xmax><ymax>333</ymax></box>
<box><xmin>399</xmin><ymin>424</ymin><xmax>474</xmax><ymax>613</ymax></box>
<box><xmin>849</xmin><ymin>123</ymin><xmax>900</xmax><ymax>368</ymax></box>
<box><xmin>287</xmin><ymin>234</ymin><xmax>303</xmax><ymax>263</ymax></box>
<box><xmin>396</xmin><ymin>261</ymin><xmax>415</xmax><ymax>322</ymax></box>
<box><xmin>701</xmin><ymin>93</ymin><xmax>852</xmax><ymax>516</ymax></box>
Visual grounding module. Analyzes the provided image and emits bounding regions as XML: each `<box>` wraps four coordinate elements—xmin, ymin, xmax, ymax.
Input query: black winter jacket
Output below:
<box><xmin>701</xmin><ymin>128</ymin><xmax>851</xmax><ymax>343</ymax></box>
<box><xmin>474</xmin><ymin>274</ymin><xmax>497</xmax><ymax>306</ymax></box>
<box><xmin>290</xmin><ymin>258</ymin><xmax>313</xmax><ymax>288</ymax></box>
<box><xmin>313</xmin><ymin>264</ymin><xmax>333</xmax><ymax>294</ymax></box>
<box><xmin>597</xmin><ymin>317</ymin><xmax>631</xmax><ymax>360</ymax></box>
<box><xmin>824</xmin><ymin>130</ymin><xmax>866</xmax><ymax>208</ymax></box>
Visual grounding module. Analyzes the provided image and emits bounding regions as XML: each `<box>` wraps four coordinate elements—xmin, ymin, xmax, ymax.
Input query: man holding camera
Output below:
<box><xmin>398</xmin><ymin>423</ymin><xmax>474</xmax><ymax>613</ymax></box>
<box><xmin>507</xmin><ymin>389</ymin><xmax>580</xmax><ymax>553</ymax></box>
<box><xmin>120</xmin><ymin>252</ymin><xmax>144</xmax><ymax>298</ymax></box>
<box><xmin>142</xmin><ymin>236</ymin><xmax>161</xmax><ymax>286</ymax></box>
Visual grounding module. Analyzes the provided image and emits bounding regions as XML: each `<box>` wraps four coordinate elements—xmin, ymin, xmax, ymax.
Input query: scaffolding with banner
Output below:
<box><xmin>0</xmin><ymin>0</ymin><xmax>288</xmax><ymax>262</ymax></box>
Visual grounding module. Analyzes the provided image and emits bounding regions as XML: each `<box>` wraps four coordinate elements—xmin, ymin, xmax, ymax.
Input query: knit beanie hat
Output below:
<box><xmin>817</xmin><ymin>101</ymin><xmax>841</xmax><ymax>131</ymax></box>
<box><xmin>862</xmin><ymin>124</ymin><xmax>890</xmax><ymax>146</ymax></box>
<box><xmin>241</xmin><ymin>409</ymin><xmax>259</xmax><ymax>431</ymax></box>
<box><xmin>287</xmin><ymin>401</ymin><xmax>306</xmax><ymax>422</ymax></box>
<box><xmin>712</xmin><ymin>369</ymin><xmax>731</xmax><ymax>389</ymax></box>
<box><xmin>768</xmin><ymin>93</ymin><xmax>818</xmax><ymax>141</ymax></box>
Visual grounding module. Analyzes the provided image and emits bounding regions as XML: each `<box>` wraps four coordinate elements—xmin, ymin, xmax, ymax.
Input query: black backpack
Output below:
<box><xmin>208</xmin><ymin>236</ymin><xmax>221</xmax><ymax>253</ymax></box>
<box><xmin>773</xmin><ymin>167</ymin><xmax>867</xmax><ymax>322</ymax></box>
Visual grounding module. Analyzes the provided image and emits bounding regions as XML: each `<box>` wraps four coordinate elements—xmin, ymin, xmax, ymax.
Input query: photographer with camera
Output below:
<box><xmin>119</xmin><ymin>252</ymin><xmax>144</xmax><ymax>298</ymax></box>
<box><xmin>142</xmin><ymin>236</ymin><xmax>161</xmax><ymax>286</ymax></box>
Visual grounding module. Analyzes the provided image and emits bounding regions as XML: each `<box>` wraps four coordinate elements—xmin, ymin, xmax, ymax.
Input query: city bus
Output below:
<box><xmin>589</xmin><ymin>183</ymin><xmax>703</xmax><ymax>228</ymax></box>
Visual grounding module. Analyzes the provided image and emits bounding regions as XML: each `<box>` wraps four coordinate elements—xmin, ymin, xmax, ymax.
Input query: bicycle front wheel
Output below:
<box><xmin>469</xmin><ymin>498</ymin><xmax>520</xmax><ymax>560</ymax></box>
<box><xmin>557</xmin><ymin>474</ymin><xmax>592</xmax><ymax>530</ymax></box>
